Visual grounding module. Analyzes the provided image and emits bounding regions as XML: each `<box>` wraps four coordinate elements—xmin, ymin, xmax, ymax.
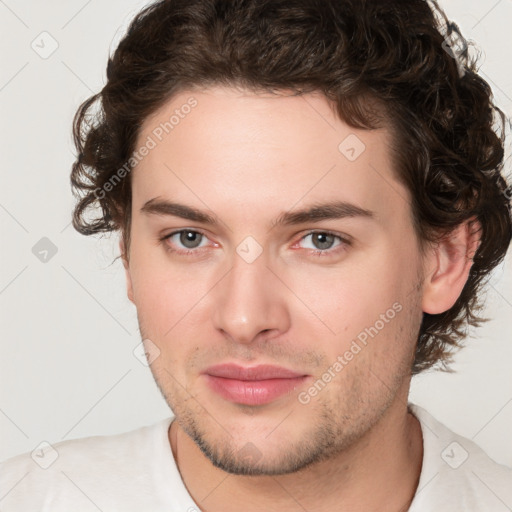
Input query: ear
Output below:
<box><xmin>421</xmin><ymin>219</ymin><xmax>481</xmax><ymax>314</ymax></box>
<box><xmin>119</xmin><ymin>239</ymin><xmax>134</xmax><ymax>304</ymax></box>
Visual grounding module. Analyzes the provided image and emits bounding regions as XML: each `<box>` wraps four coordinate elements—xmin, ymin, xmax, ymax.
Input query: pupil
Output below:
<box><xmin>314</xmin><ymin>233</ymin><xmax>334</xmax><ymax>250</ymax></box>
<box><xmin>180</xmin><ymin>231</ymin><xmax>201</xmax><ymax>248</ymax></box>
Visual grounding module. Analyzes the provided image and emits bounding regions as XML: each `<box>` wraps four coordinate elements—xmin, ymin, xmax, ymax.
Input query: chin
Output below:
<box><xmin>183</xmin><ymin>414</ymin><xmax>345</xmax><ymax>476</ymax></box>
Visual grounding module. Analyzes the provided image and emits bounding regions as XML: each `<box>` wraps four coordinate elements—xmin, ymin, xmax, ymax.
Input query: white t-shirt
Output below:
<box><xmin>1</xmin><ymin>404</ymin><xmax>511</xmax><ymax>511</ymax></box>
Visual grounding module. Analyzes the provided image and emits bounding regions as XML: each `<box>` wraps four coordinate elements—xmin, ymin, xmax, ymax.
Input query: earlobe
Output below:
<box><xmin>421</xmin><ymin>219</ymin><xmax>481</xmax><ymax>315</ymax></box>
<box><xmin>119</xmin><ymin>239</ymin><xmax>135</xmax><ymax>304</ymax></box>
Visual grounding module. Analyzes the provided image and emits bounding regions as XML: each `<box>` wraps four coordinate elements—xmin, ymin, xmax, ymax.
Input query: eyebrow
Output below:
<box><xmin>273</xmin><ymin>201</ymin><xmax>374</xmax><ymax>227</ymax></box>
<box><xmin>140</xmin><ymin>198</ymin><xmax>375</xmax><ymax>228</ymax></box>
<box><xmin>141</xmin><ymin>198</ymin><xmax>217</xmax><ymax>224</ymax></box>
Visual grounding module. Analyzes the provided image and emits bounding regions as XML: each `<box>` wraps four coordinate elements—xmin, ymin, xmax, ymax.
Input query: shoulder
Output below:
<box><xmin>0</xmin><ymin>418</ymin><xmax>175</xmax><ymax>511</ymax></box>
<box><xmin>409</xmin><ymin>403</ymin><xmax>512</xmax><ymax>512</ymax></box>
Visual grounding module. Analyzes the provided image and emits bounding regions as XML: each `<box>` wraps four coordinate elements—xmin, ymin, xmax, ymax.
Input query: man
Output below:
<box><xmin>1</xmin><ymin>0</ymin><xmax>511</xmax><ymax>510</ymax></box>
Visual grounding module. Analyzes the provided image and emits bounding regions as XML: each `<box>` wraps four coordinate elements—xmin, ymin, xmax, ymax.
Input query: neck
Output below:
<box><xmin>169</xmin><ymin>396</ymin><xmax>423</xmax><ymax>512</ymax></box>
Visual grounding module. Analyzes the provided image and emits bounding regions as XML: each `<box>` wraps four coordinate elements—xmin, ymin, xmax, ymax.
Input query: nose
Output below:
<box><xmin>211</xmin><ymin>249</ymin><xmax>291</xmax><ymax>345</ymax></box>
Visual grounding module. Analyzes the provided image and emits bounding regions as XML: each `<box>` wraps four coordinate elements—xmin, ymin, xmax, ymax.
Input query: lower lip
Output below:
<box><xmin>205</xmin><ymin>375</ymin><xmax>308</xmax><ymax>406</ymax></box>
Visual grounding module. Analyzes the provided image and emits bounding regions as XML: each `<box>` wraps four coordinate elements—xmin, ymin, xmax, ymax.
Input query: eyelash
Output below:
<box><xmin>303</xmin><ymin>232</ymin><xmax>351</xmax><ymax>256</ymax></box>
<box><xmin>160</xmin><ymin>229</ymin><xmax>351</xmax><ymax>258</ymax></box>
<box><xmin>161</xmin><ymin>230</ymin><xmax>212</xmax><ymax>257</ymax></box>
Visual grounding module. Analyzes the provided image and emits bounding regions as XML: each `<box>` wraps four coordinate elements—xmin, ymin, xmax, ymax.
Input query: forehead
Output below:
<box><xmin>132</xmin><ymin>86</ymin><xmax>409</xmax><ymax>226</ymax></box>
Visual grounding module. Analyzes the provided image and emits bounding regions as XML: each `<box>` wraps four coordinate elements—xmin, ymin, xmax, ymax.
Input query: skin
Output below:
<box><xmin>121</xmin><ymin>86</ymin><xmax>479</xmax><ymax>511</ymax></box>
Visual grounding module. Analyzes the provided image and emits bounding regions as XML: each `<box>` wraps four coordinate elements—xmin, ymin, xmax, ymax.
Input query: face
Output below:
<box><xmin>123</xmin><ymin>86</ymin><xmax>427</xmax><ymax>475</ymax></box>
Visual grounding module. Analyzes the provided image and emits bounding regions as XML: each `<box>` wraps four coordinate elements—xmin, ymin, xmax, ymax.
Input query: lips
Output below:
<box><xmin>203</xmin><ymin>364</ymin><xmax>308</xmax><ymax>406</ymax></box>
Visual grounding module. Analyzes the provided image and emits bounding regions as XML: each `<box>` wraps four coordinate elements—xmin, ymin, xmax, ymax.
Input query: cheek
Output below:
<box><xmin>128</xmin><ymin>242</ymin><xmax>202</xmax><ymax>339</ymax></box>
<box><xmin>305</xmin><ymin>255</ymin><xmax>420</xmax><ymax>372</ymax></box>
<box><xmin>284</xmin><ymin>251</ymin><xmax>409</xmax><ymax>336</ymax></box>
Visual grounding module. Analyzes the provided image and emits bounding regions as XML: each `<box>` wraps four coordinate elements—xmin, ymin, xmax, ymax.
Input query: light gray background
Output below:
<box><xmin>1</xmin><ymin>0</ymin><xmax>511</xmax><ymax>466</ymax></box>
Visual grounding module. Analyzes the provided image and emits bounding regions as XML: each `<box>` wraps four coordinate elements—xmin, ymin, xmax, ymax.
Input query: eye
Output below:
<box><xmin>297</xmin><ymin>231</ymin><xmax>349</xmax><ymax>255</ymax></box>
<box><xmin>162</xmin><ymin>230</ymin><xmax>210</xmax><ymax>254</ymax></box>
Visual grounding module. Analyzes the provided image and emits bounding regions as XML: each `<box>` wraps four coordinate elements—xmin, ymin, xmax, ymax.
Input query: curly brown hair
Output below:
<box><xmin>70</xmin><ymin>0</ymin><xmax>512</xmax><ymax>374</ymax></box>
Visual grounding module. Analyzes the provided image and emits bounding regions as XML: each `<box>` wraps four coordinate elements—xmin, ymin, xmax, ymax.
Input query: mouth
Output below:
<box><xmin>202</xmin><ymin>364</ymin><xmax>309</xmax><ymax>406</ymax></box>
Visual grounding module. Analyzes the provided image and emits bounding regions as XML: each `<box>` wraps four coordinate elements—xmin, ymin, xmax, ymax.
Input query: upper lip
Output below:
<box><xmin>204</xmin><ymin>364</ymin><xmax>306</xmax><ymax>381</ymax></box>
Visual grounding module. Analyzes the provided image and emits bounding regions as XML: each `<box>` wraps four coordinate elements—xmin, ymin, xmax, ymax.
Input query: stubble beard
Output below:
<box><xmin>140</xmin><ymin>282</ymin><xmax>421</xmax><ymax>476</ymax></box>
<box><xmin>150</xmin><ymin>358</ymin><xmax>412</xmax><ymax>476</ymax></box>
